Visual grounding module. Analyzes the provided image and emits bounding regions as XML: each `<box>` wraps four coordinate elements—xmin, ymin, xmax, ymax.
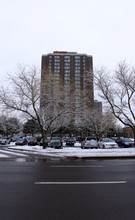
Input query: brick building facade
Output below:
<box><xmin>41</xmin><ymin>51</ymin><xmax>94</xmax><ymax>124</ymax></box>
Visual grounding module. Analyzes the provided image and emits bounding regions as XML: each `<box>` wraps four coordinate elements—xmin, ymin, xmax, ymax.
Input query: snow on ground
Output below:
<box><xmin>1</xmin><ymin>150</ymin><xmax>28</xmax><ymax>157</ymax></box>
<box><xmin>5</xmin><ymin>142</ymin><xmax>135</xmax><ymax>158</ymax></box>
<box><xmin>0</xmin><ymin>153</ymin><xmax>9</xmax><ymax>158</ymax></box>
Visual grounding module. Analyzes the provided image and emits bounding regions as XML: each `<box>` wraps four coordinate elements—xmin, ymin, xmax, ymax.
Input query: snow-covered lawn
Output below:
<box><xmin>0</xmin><ymin>153</ymin><xmax>9</xmax><ymax>158</ymax></box>
<box><xmin>6</xmin><ymin>142</ymin><xmax>135</xmax><ymax>158</ymax></box>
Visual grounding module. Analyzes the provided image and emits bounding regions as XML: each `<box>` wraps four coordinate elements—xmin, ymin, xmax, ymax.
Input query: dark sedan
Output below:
<box><xmin>49</xmin><ymin>139</ymin><xmax>63</xmax><ymax>149</ymax></box>
<box><xmin>15</xmin><ymin>138</ymin><xmax>28</xmax><ymax>146</ymax></box>
<box><xmin>66</xmin><ymin>138</ymin><xmax>76</xmax><ymax>146</ymax></box>
<box><xmin>115</xmin><ymin>137</ymin><xmax>134</xmax><ymax>148</ymax></box>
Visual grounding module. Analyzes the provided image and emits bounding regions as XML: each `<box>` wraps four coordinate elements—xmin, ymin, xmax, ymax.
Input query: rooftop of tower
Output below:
<box><xmin>42</xmin><ymin>51</ymin><xmax>92</xmax><ymax>57</ymax></box>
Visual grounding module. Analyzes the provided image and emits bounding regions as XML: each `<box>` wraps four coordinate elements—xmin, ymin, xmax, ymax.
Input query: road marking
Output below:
<box><xmin>50</xmin><ymin>165</ymin><xmax>103</xmax><ymax>168</ymax></box>
<box><xmin>1</xmin><ymin>150</ymin><xmax>28</xmax><ymax>157</ymax></box>
<box><xmin>35</xmin><ymin>181</ymin><xmax>127</xmax><ymax>185</ymax></box>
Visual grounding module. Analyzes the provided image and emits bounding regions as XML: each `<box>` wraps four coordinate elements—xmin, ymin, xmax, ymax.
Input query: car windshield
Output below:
<box><xmin>87</xmin><ymin>137</ymin><xmax>96</xmax><ymax>141</ymax></box>
<box><xmin>52</xmin><ymin>137</ymin><xmax>61</xmax><ymax>140</ymax></box>
<box><xmin>122</xmin><ymin>138</ymin><xmax>133</xmax><ymax>142</ymax></box>
<box><xmin>51</xmin><ymin>140</ymin><xmax>60</xmax><ymax>143</ymax></box>
<box><xmin>17</xmin><ymin>138</ymin><xmax>24</xmax><ymax>141</ymax></box>
<box><xmin>29</xmin><ymin>137</ymin><xmax>37</xmax><ymax>141</ymax></box>
<box><xmin>111</xmin><ymin>137</ymin><xmax>118</xmax><ymax>140</ymax></box>
<box><xmin>67</xmin><ymin>138</ymin><xmax>74</xmax><ymax>141</ymax></box>
<box><xmin>102</xmin><ymin>138</ymin><xmax>114</xmax><ymax>142</ymax></box>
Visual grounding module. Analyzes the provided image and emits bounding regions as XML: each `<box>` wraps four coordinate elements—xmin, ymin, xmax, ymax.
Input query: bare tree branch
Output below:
<box><xmin>94</xmin><ymin>61</ymin><xmax>135</xmax><ymax>139</ymax></box>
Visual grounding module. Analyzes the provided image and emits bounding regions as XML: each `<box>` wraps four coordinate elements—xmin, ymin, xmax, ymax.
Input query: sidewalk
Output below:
<box><xmin>7</xmin><ymin>142</ymin><xmax>135</xmax><ymax>159</ymax></box>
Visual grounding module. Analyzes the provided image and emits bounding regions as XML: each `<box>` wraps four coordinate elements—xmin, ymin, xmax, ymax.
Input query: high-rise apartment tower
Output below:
<box><xmin>41</xmin><ymin>51</ymin><xmax>94</xmax><ymax>124</ymax></box>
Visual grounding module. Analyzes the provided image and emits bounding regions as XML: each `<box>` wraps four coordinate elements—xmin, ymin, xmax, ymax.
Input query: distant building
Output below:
<box><xmin>94</xmin><ymin>100</ymin><xmax>102</xmax><ymax>114</ymax></box>
<box><xmin>123</xmin><ymin>127</ymin><xmax>134</xmax><ymax>138</ymax></box>
<box><xmin>41</xmin><ymin>51</ymin><xmax>94</xmax><ymax>124</ymax></box>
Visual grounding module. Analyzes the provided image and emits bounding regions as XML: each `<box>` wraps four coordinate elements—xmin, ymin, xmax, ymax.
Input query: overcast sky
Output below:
<box><xmin>1</xmin><ymin>0</ymin><xmax>135</xmax><ymax>91</ymax></box>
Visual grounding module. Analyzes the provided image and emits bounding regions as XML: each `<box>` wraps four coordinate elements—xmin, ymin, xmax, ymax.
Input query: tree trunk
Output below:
<box><xmin>133</xmin><ymin>129</ymin><xmax>135</xmax><ymax>148</ymax></box>
<box><xmin>42</xmin><ymin>132</ymin><xmax>48</xmax><ymax>149</ymax></box>
<box><xmin>43</xmin><ymin>141</ymin><xmax>48</xmax><ymax>149</ymax></box>
<box><xmin>40</xmin><ymin>126</ymin><xmax>48</xmax><ymax>149</ymax></box>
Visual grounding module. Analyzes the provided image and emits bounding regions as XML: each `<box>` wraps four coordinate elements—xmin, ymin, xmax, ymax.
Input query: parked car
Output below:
<box><xmin>39</xmin><ymin>138</ymin><xmax>43</xmax><ymax>146</ymax></box>
<box><xmin>15</xmin><ymin>138</ymin><xmax>28</xmax><ymax>146</ymax></box>
<box><xmin>6</xmin><ymin>137</ymin><xmax>11</xmax><ymax>144</ymax></box>
<box><xmin>52</xmin><ymin>137</ymin><xmax>62</xmax><ymax>141</ymax></box>
<box><xmin>111</xmin><ymin>137</ymin><xmax>119</xmax><ymax>141</ymax></box>
<box><xmin>0</xmin><ymin>137</ymin><xmax>8</xmax><ymax>145</ymax></box>
<box><xmin>130</xmin><ymin>138</ymin><xmax>134</xmax><ymax>142</ymax></box>
<box><xmin>49</xmin><ymin>139</ymin><xmax>63</xmax><ymax>149</ymax></box>
<box><xmin>27</xmin><ymin>137</ymin><xmax>37</xmax><ymax>146</ymax></box>
<box><xmin>62</xmin><ymin>137</ymin><xmax>68</xmax><ymax>143</ymax></box>
<box><xmin>40</xmin><ymin>137</ymin><xmax>51</xmax><ymax>146</ymax></box>
<box><xmin>66</xmin><ymin>138</ymin><xmax>76</xmax><ymax>146</ymax></box>
<box><xmin>98</xmin><ymin>138</ymin><xmax>118</xmax><ymax>149</ymax></box>
<box><xmin>115</xmin><ymin>137</ymin><xmax>134</xmax><ymax>148</ymax></box>
<box><xmin>36</xmin><ymin>136</ymin><xmax>42</xmax><ymax>145</ymax></box>
<box><xmin>12</xmin><ymin>136</ymin><xmax>21</xmax><ymax>142</ymax></box>
<box><xmin>52</xmin><ymin>137</ymin><xmax>62</xmax><ymax>144</ymax></box>
<box><xmin>47</xmin><ymin>137</ymin><xmax>51</xmax><ymax>145</ymax></box>
<box><xmin>81</xmin><ymin>136</ymin><xmax>98</xmax><ymax>149</ymax></box>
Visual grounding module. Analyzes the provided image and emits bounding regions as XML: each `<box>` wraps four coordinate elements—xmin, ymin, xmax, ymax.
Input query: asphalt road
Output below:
<box><xmin>1</xmin><ymin>158</ymin><xmax>135</xmax><ymax>220</ymax></box>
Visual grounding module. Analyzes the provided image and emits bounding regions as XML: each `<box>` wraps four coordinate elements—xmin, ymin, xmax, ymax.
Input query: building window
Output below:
<box><xmin>54</xmin><ymin>70</ymin><xmax>60</xmax><ymax>74</ymax></box>
<box><xmin>54</xmin><ymin>55</ymin><xmax>60</xmax><ymax>59</ymax></box>
<box><xmin>54</xmin><ymin>66</ymin><xmax>60</xmax><ymax>70</ymax></box>
<box><xmin>75</xmin><ymin>76</ymin><xmax>80</xmax><ymax>80</ymax></box>
<box><xmin>75</xmin><ymin>72</ymin><xmax>80</xmax><ymax>76</ymax></box>
<box><xmin>64</xmin><ymin>66</ymin><xmax>70</xmax><ymax>70</ymax></box>
<box><xmin>64</xmin><ymin>69</ymin><xmax>70</xmax><ymax>72</ymax></box>
<box><xmin>64</xmin><ymin>55</ymin><xmax>70</xmax><ymax>59</ymax></box>
<box><xmin>74</xmin><ymin>62</ymin><xmax>80</xmax><ymax>66</ymax></box>
<box><xmin>54</xmin><ymin>62</ymin><xmax>60</xmax><ymax>66</ymax></box>
<box><xmin>74</xmin><ymin>55</ymin><xmax>80</xmax><ymax>60</ymax></box>
<box><xmin>75</xmin><ymin>66</ymin><xmax>80</xmax><ymax>70</ymax></box>
<box><xmin>75</xmin><ymin>80</ymin><xmax>80</xmax><ymax>85</ymax></box>
<box><xmin>64</xmin><ymin>62</ymin><xmax>70</xmax><ymax>66</ymax></box>
<box><xmin>65</xmin><ymin>80</ymin><xmax>70</xmax><ymax>85</ymax></box>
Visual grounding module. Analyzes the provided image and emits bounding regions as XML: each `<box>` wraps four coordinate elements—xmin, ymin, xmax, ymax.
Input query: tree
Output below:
<box><xmin>23</xmin><ymin>119</ymin><xmax>40</xmax><ymax>136</ymax></box>
<box><xmin>94</xmin><ymin>61</ymin><xmax>135</xmax><ymax>140</ymax></box>
<box><xmin>81</xmin><ymin>109</ymin><xmax>116</xmax><ymax>139</ymax></box>
<box><xmin>0</xmin><ymin>65</ymin><xmax>75</xmax><ymax>148</ymax></box>
<box><xmin>0</xmin><ymin>115</ymin><xmax>22</xmax><ymax>136</ymax></box>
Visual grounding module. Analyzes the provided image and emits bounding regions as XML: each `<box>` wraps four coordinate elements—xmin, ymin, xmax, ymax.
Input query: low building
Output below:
<box><xmin>123</xmin><ymin>127</ymin><xmax>134</xmax><ymax>138</ymax></box>
<box><xmin>94</xmin><ymin>100</ymin><xmax>102</xmax><ymax>114</ymax></box>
